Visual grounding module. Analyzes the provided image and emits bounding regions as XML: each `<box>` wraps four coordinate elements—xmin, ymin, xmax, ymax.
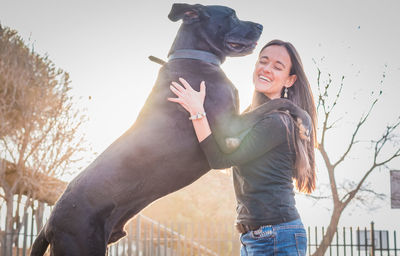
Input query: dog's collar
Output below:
<box><xmin>168</xmin><ymin>49</ymin><xmax>222</xmax><ymax>66</ymax></box>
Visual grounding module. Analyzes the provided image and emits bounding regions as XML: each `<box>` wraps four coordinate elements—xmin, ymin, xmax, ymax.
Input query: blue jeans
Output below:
<box><xmin>240</xmin><ymin>218</ymin><xmax>307</xmax><ymax>256</ymax></box>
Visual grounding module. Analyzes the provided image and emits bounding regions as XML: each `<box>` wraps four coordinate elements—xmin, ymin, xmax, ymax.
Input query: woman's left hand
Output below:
<box><xmin>167</xmin><ymin>77</ymin><xmax>206</xmax><ymax>115</ymax></box>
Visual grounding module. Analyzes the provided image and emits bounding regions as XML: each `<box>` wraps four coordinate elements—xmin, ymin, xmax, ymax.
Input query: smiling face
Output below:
<box><xmin>252</xmin><ymin>45</ymin><xmax>297</xmax><ymax>99</ymax></box>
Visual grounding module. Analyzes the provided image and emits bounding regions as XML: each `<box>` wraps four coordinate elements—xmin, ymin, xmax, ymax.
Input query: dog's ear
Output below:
<box><xmin>168</xmin><ymin>3</ymin><xmax>209</xmax><ymax>24</ymax></box>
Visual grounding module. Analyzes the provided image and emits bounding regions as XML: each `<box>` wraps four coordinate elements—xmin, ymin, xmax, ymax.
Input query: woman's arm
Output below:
<box><xmin>198</xmin><ymin>114</ymin><xmax>287</xmax><ymax>169</ymax></box>
<box><xmin>168</xmin><ymin>78</ymin><xmax>288</xmax><ymax>169</ymax></box>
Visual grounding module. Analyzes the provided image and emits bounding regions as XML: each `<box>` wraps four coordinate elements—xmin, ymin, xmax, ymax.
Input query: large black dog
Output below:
<box><xmin>31</xmin><ymin>3</ymin><xmax>310</xmax><ymax>255</ymax></box>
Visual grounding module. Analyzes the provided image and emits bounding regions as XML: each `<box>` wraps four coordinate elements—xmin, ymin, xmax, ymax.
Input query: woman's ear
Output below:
<box><xmin>286</xmin><ymin>74</ymin><xmax>297</xmax><ymax>88</ymax></box>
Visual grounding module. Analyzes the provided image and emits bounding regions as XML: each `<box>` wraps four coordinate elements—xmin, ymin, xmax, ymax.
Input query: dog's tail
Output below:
<box><xmin>30</xmin><ymin>228</ymin><xmax>49</xmax><ymax>256</ymax></box>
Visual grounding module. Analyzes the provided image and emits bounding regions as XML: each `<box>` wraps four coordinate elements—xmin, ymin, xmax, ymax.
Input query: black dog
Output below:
<box><xmin>31</xmin><ymin>3</ymin><xmax>311</xmax><ymax>255</ymax></box>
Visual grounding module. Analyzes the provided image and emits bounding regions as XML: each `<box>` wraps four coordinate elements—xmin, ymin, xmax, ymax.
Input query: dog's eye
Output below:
<box><xmin>231</xmin><ymin>15</ymin><xmax>239</xmax><ymax>23</ymax></box>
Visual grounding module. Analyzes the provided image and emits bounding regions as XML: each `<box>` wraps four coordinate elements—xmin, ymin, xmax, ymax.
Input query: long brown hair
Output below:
<box><xmin>259</xmin><ymin>39</ymin><xmax>317</xmax><ymax>194</ymax></box>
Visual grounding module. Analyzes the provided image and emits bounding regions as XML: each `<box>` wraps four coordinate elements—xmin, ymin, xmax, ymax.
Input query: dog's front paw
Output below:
<box><xmin>225</xmin><ymin>137</ymin><xmax>241</xmax><ymax>151</ymax></box>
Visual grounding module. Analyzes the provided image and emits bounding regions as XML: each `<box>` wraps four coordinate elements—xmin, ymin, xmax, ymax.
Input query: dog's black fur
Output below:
<box><xmin>31</xmin><ymin>4</ymin><xmax>311</xmax><ymax>256</ymax></box>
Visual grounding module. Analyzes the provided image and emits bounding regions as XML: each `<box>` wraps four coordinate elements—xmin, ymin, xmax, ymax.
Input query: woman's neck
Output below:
<box><xmin>251</xmin><ymin>91</ymin><xmax>271</xmax><ymax>110</ymax></box>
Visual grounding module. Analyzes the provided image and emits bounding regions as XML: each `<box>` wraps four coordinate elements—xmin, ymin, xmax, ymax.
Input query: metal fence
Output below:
<box><xmin>108</xmin><ymin>215</ymin><xmax>240</xmax><ymax>256</ymax></box>
<box><xmin>306</xmin><ymin>222</ymin><xmax>399</xmax><ymax>256</ymax></box>
<box><xmin>1</xmin><ymin>207</ymin><xmax>400</xmax><ymax>256</ymax></box>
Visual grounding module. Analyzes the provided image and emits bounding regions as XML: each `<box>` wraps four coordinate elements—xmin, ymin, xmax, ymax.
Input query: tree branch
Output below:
<box><xmin>333</xmin><ymin>98</ymin><xmax>378</xmax><ymax>168</ymax></box>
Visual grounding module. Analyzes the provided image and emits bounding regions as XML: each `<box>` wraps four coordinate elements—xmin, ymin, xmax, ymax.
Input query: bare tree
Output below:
<box><xmin>311</xmin><ymin>62</ymin><xmax>400</xmax><ymax>256</ymax></box>
<box><xmin>0</xmin><ymin>24</ymin><xmax>89</xmax><ymax>254</ymax></box>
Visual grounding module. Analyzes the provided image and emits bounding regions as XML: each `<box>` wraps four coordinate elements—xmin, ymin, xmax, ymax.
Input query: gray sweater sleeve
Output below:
<box><xmin>199</xmin><ymin>113</ymin><xmax>289</xmax><ymax>169</ymax></box>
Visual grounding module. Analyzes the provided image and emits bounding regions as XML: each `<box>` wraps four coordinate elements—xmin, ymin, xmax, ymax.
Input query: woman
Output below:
<box><xmin>168</xmin><ymin>39</ymin><xmax>317</xmax><ymax>256</ymax></box>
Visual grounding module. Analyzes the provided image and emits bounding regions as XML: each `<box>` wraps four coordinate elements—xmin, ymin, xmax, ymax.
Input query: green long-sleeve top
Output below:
<box><xmin>199</xmin><ymin>112</ymin><xmax>300</xmax><ymax>225</ymax></box>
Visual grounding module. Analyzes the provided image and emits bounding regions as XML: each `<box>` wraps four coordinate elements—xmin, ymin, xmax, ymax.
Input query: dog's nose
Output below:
<box><xmin>256</xmin><ymin>23</ymin><xmax>263</xmax><ymax>31</ymax></box>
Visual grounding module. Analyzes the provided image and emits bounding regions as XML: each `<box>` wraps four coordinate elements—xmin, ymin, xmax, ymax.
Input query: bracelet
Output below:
<box><xmin>189</xmin><ymin>112</ymin><xmax>207</xmax><ymax>120</ymax></box>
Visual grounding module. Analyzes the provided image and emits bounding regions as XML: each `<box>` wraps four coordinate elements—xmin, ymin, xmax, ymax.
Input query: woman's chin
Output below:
<box><xmin>254</xmin><ymin>83</ymin><xmax>270</xmax><ymax>94</ymax></box>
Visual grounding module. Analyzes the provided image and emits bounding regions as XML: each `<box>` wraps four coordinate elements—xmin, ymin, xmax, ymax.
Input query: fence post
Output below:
<box><xmin>3</xmin><ymin>215</ymin><xmax>7</xmax><ymax>256</ymax></box>
<box><xmin>150</xmin><ymin>222</ymin><xmax>154</xmax><ymax>256</ymax></box>
<box><xmin>136</xmin><ymin>215</ymin><xmax>141</xmax><ymax>256</ymax></box>
<box><xmin>30</xmin><ymin>207</ymin><xmax>35</xmax><ymax>247</ymax></box>
<box><xmin>164</xmin><ymin>221</ymin><xmax>168</xmax><ymax>256</ymax></box>
<box><xmin>157</xmin><ymin>222</ymin><xmax>161</xmax><ymax>256</ymax></box>
<box><xmin>370</xmin><ymin>221</ymin><xmax>375</xmax><ymax>256</ymax></box>
<box><xmin>10</xmin><ymin>217</ymin><xmax>14</xmax><ymax>256</ymax></box>
<box><xmin>343</xmin><ymin>227</ymin><xmax>346</xmax><ymax>256</ymax></box>
<box><xmin>128</xmin><ymin>221</ymin><xmax>133</xmax><ymax>256</ymax></box>
<box><xmin>350</xmin><ymin>226</ymin><xmax>353</xmax><ymax>256</ymax></box>
<box><xmin>394</xmin><ymin>231</ymin><xmax>397</xmax><ymax>256</ymax></box>
<box><xmin>22</xmin><ymin>213</ymin><xmax>28</xmax><ymax>256</ymax></box>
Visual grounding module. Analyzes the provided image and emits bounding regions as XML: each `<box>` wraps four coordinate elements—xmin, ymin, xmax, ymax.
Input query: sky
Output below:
<box><xmin>1</xmin><ymin>0</ymin><xmax>400</xmax><ymax>232</ymax></box>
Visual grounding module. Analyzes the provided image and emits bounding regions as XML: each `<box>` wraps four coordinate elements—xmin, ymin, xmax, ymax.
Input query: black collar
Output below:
<box><xmin>168</xmin><ymin>49</ymin><xmax>222</xmax><ymax>66</ymax></box>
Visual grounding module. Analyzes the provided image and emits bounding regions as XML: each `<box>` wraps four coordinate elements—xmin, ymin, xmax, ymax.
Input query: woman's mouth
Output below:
<box><xmin>259</xmin><ymin>75</ymin><xmax>272</xmax><ymax>82</ymax></box>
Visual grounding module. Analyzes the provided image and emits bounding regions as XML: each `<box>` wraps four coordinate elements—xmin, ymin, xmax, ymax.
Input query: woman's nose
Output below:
<box><xmin>262</xmin><ymin>63</ymin><xmax>272</xmax><ymax>73</ymax></box>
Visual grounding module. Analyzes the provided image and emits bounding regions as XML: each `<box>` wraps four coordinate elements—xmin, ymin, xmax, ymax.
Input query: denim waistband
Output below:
<box><xmin>259</xmin><ymin>218</ymin><xmax>304</xmax><ymax>231</ymax></box>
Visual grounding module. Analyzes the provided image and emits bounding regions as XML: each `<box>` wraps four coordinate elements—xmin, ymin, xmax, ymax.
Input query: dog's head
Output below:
<box><xmin>168</xmin><ymin>3</ymin><xmax>263</xmax><ymax>59</ymax></box>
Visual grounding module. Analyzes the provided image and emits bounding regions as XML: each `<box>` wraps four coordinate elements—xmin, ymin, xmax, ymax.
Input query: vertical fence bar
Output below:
<box><xmin>10</xmin><ymin>217</ymin><xmax>14</xmax><ymax>256</ymax></box>
<box><xmin>150</xmin><ymin>222</ymin><xmax>154</xmax><ymax>256</ymax></box>
<box><xmin>114</xmin><ymin>240</ymin><xmax>118</xmax><ymax>256</ymax></box>
<box><xmin>350</xmin><ymin>227</ymin><xmax>353</xmax><ymax>256</ymax></box>
<box><xmin>184</xmin><ymin>223</ymin><xmax>187</xmax><ymax>256</ymax></box>
<box><xmin>343</xmin><ymin>227</ymin><xmax>346</xmax><ymax>256</ymax></box>
<box><xmin>357</xmin><ymin>227</ymin><xmax>361</xmax><ymax>256</ymax></box>
<box><xmin>3</xmin><ymin>215</ymin><xmax>7</xmax><ymax>256</ymax></box>
<box><xmin>219</xmin><ymin>222</ymin><xmax>222</xmax><ymax>256</ymax></box>
<box><xmin>364</xmin><ymin>227</ymin><xmax>368</xmax><ymax>256</ymax></box>
<box><xmin>177</xmin><ymin>222</ymin><xmax>180</xmax><ymax>256</ymax></box>
<box><xmin>196</xmin><ymin>222</ymin><xmax>201</xmax><ymax>255</ymax></box>
<box><xmin>17</xmin><ymin>215</ymin><xmax>20</xmax><ymax>256</ymax></box>
<box><xmin>337</xmin><ymin>227</ymin><xmax>340</xmax><ymax>256</ymax></box>
<box><xmin>30</xmin><ymin>208</ymin><xmax>35</xmax><ymax>248</ymax></box>
<box><xmin>143</xmin><ymin>222</ymin><xmax>147</xmax><ymax>256</ymax></box>
<box><xmin>22</xmin><ymin>213</ymin><xmax>28</xmax><ymax>256</ymax></box>
<box><xmin>394</xmin><ymin>231</ymin><xmax>397</xmax><ymax>256</ymax></box>
<box><xmin>170</xmin><ymin>221</ymin><xmax>174</xmax><ymax>256</ymax></box>
<box><xmin>136</xmin><ymin>216</ymin><xmax>141</xmax><ymax>256</ymax></box>
<box><xmin>191</xmin><ymin>222</ymin><xmax>194</xmax><ymax>256</ymax></box>
<box><xmin>122</xmin><ymin>234</ymin><xmax>126</xmax><ymax>256</ymax></box>
<box><xmin>164</xmin><ymin>221</ymin><xmax>168</xmax><ymax>256</ymax></box>
<box><xmin>379</xmin><ymin>230</ymin><xmax>383</xmax><ymax>256</ymax></box>
<box><xmin>357</xmin><ymin>227</ymin><xmax>360</xmax><ymax>256</ymax></box>
<box><xmin>329</xmin><ymin>227</ymin><xmax>332</xmax><ymax>256</ymax></box>
<box><xmin>218</xmin><ymin>222</ymin><xmax>221</xmax><ymax>256</ymax></box>
<box><xmin>209</xmin><ymin>220</ymin><xmax>212</xmax><ymax>254</ymax></box>
<box><xmin>308</xmin><ymin>226</ymin><xmax>311</xmax><ymax>255</ymax></box>
<box><xmin>315</xmin><ymin>226</ymin><xmax>318</xmax><ymax>256</ymax></box>
<box><xmin>321</xmin><ymin>226</ymin><xmax>325</xmax><ymax>256</ymax></box>
<box><xmin>371</xmin><ymin>222</ymin><xmax>375</xmax><ymax>256</ymax></box>
<box><xmin>386</xmin><ymin>230</ymin><xmax>390</xmax><ymax>256</ymax></box>
<box><xmin>157</xmin><ymin>222</ymin><xmax>161</xmax><ymax>256</ymax></box>
<box><xmin>128</xmin><ymin>221</ymin><xmax>133</xmax><ymax>256</ymax></box>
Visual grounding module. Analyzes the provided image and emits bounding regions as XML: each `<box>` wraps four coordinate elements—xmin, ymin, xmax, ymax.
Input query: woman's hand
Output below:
<box><xmin>167</xmin><ymin>77</ymin><xmax>206</xmax><ymax>115</ymax></box>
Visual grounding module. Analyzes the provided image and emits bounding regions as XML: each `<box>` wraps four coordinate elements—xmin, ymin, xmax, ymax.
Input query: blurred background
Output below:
<box><xmin>1</xmin><ymin>0</ymin><xmax>400</xmax><ymax>255</ymax></box>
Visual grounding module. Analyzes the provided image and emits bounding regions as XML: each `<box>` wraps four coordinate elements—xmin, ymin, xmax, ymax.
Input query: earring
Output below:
<box><xmin>284</xmin><ymin>87</ymin><xmax>288</xmax><ymax>98</ymax></box>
